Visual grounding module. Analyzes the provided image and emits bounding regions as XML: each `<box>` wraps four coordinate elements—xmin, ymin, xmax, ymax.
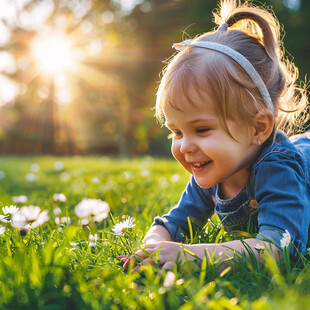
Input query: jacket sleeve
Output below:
<box><xmin>152</xmin><ymin>175</ymin><xmax>215</xmax><ymax>242</ymax></box>
<box><xmin>254</xmin><ymin>152</ymin><xmax>310</xmax><ymax>259</ymax></box>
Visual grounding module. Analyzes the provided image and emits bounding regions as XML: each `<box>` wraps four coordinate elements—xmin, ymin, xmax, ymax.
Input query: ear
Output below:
<box><xmin>252</xmin><ymin>112</ymin><xmax>274</xmax><ymax>145</ymax></box>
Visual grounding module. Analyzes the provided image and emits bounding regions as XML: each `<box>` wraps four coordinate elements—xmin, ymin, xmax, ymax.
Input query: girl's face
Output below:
<box><xmin>164</xmin><ymin>101</ymin><xmax>259</xmax><ymax>199</ymax></box>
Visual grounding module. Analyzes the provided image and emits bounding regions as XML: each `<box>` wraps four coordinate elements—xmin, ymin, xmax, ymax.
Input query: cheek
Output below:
<box><xmin>171</xmin><ymin>140</ymin><xmax>181</xmax><ymax>161</ymax></box>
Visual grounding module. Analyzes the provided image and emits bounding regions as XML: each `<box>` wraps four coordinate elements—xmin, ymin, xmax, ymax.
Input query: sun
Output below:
<box><xmin>31</xmin><ymin>32</ymin><xmax>77</xmax><ymax>75</ymax></box>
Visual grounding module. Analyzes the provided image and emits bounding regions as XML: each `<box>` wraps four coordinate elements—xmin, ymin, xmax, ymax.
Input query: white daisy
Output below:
<box><xmin>12</xmin><ymin>195</ymin><xmax>28</xmax><ymax>204</ymax></box>
<box><xmin>2</xmin><ymin>205</ymin><xmax>19</xmax><ymax>215</ymax></box>
<box><xmin>12</xmin><ymin>205</ymin><xmax>49</xmax><ymax>229</ymax></box>
<box><xmin>163</xmin><ymin>271</ymin><xmax>176</xmax><ymax>288</ymax></box>
<box><xmin>89</xmin><ymin>234</ymin><xmax>98</xmax><ymax>247</ymax></box>
<box><xmin>92</xmin><ymin>177</ymin><xmax>100</xmax><ymax>184</ymax></box>
<box><xmin>254</xmin><ymin>243</ymin><xmax>265</xmax><ymax>253</ymax></box>
<box><xmin>280</xmin><ymin>229</ymin><xmax>291</xmax><ymax>249</ymax></box>
<box><xmin>0</xmin><ymin>171</ymin><xmax>6</xmax><ymax>179</ymax></box>
<box><xmin>59</xmin><ymin>172</ymin><xmax>70</xmax><ymax>181</ymax></box>
<box><xmin>30</xmin><ymin>163</ymin><xmax>40</xmax><ymax>172</ymax></box>
<box><xmin>1</xmin><ymin>205</ymin><xmax>19</xmax><ymax>223</ymax></box>
<box><xmin>159</xmin><ymin>177</ymin><xmax>169</xmax><ymax>189</ymax></box>
<box><xmin>53</xmin><ymin>193</ymin><xmax>67</xmax><ymax>202</ymax></box>
<box><xmin>25</xmin><ymin>173</ymin><xmax>37</xmax><ymax>182</ymax></box>
<box><xmin>0</xmin><ymin>225</ymin><xmax>5</xmax><ymax>235</ymax></box>
<box><xmin>112</xmin><ymin>216</ymin><xmax>135</xmax><ymax>236</ymax></box>
<box><xmin>78</xmin><ymin>218</ymin><xmax>89</xmax><ymax>225</ymax></box>
<box><xmin>170</xmin><ymin>174</ymin><xmax>180</xmax><ymax>183</ymax></box>
<box><xmin>55</xmin><ymin>216</ymin><xmax>71</xmax><ymax>225</ymax></box>
<box><xmin>122</xmin><ymin>171</ymin><xmax>132</xmax><ymax>180</ymax></box>
<box><xmin>140</xmin><ymin>170</ymin><xmax>151</xmax><ymax>177</ymax></box>
<box><xmin>74</xmin><ymin>198</ymin><xmax>110</xmax><ymax>225</ymax></box>
<box><xmin>53</xmin><ymin>208</ymin><xmax>62</xmax><ymax>215</ymax></box>
<box><xmin>54</xmin><ymin>161</ymin><xmax>64</xmax><ymax>170</ymax></box>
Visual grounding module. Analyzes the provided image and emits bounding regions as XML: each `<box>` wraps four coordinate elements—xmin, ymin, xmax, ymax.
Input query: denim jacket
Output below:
<box><xmin>153</xmin><ymin>130</ymin><xmax>310</xmax><ymax>259</ymax></box>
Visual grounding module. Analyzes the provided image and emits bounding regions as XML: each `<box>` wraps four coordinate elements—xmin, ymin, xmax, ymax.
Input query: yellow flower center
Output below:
<box><xmin>121</xmin><ymin>227</ymin><xmax>127</xmax><ymax>232</ymax></box>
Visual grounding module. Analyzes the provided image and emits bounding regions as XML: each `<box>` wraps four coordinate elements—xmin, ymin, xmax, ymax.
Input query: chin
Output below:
<box><xmin>193</xmin><ymin>177</ymin><xmax>214</xmax><ymax>189</ymax></box>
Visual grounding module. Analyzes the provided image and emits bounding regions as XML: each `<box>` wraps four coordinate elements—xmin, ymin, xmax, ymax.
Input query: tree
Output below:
<box><xmin>0</xmin><ymin>0</ymin><xmax>308</xmax><ymax>156</ymax></box>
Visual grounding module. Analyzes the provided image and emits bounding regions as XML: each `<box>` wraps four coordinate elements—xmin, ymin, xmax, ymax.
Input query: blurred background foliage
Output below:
<box><xmin>0</xmin><ymin>0</ymin><xmax>308</xmax><ymax>157</ymax></box>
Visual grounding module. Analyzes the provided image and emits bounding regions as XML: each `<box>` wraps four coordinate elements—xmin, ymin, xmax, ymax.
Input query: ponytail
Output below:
<box><xmin>213</xmin><ymin>0</ymin><xmax>308</xmax><ymax>135</ymax></box>
<box><xmin>156</xmin><ymin>1</ymin><xmax>308</xmax><ymax>136</ymax></box>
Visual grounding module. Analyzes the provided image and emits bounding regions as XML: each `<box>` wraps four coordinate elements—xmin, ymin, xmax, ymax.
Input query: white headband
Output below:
<box><xmin>172</xmin><ymin>40</ymin><xmax>275</xmax><ymax>114</ymax></box>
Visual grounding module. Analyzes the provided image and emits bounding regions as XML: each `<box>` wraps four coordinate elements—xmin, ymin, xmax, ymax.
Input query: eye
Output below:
<box><xmin>167</xmin><ymin>131</ymin><xmax>182</xmax><ymax>139</ymax></box>
<box><xmin>174</xmin><ymin>130</ymin><xmax>183</xmax><ymax>138</ymax></box>
<box><xmin>196</xmin><ymin>128</ymin><xmax>210</xmax><ymax>134</ymax></box>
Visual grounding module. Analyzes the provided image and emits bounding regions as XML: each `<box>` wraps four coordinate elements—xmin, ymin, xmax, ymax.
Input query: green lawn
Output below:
<box><xmin>0</xmin><ymin>156</ymin><xmax>309</xmax><ymax>309</ymax></box>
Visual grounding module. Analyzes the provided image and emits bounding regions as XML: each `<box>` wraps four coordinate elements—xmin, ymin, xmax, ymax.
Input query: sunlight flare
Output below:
<box><xmin>31</xmin><ymin>32</ymin><xmax>77</xmax><ymax>75</ymax></box>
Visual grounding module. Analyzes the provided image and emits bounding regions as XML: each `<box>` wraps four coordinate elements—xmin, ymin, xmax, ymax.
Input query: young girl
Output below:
<box><xmin>122</xmin><ymin>0</ymin><xmax>310</xmax><ymax>271</ymax></box>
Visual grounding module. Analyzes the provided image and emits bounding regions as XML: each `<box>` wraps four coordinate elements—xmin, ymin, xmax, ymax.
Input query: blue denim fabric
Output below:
<box><xmin>153</xmin><ymin>130</ymin><xmax>310</xmax><ymax>259</ymax></box>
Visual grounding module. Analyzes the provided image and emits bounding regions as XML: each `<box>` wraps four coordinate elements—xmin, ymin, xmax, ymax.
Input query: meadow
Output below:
<box><xmin>0</xmin><ymin>156</ymin><xmax>310</xmax><ymax>310</ymax></box>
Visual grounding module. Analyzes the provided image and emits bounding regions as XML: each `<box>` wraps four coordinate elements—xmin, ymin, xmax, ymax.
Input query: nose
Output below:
<box><xmin>179</xmin><ymin>137</ymin><xmax>197</xmax><ymax>154</ymax></box>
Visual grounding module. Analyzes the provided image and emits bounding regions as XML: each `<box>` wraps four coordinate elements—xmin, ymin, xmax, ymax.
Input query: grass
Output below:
<box><xmin>0</xmin><ymin>156</ymin><xmax>310</xmax><ymax>309</ymax></box>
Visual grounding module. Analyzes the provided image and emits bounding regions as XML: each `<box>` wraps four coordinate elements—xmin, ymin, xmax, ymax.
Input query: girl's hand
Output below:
<box><xmin>120</xmin><ymin>241</ymin><xmax>190</xmax><ymax>271</ymax></box>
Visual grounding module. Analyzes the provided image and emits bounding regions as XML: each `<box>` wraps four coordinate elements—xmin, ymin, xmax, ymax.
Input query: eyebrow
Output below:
<box><xmin>165</xmin><ymin>118</ymin><xmax>217</xmax><ymax>128</ymax></box>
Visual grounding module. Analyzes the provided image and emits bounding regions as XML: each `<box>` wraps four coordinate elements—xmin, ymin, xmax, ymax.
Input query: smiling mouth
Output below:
<box><xmin>192</xmin><ymin>161</ymin><xmax>209</xmax><ymax>167</ymax></box>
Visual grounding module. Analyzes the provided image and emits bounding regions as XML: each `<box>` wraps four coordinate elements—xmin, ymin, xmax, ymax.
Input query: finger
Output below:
<box><xmin>131</xmin><ymin>265</ymin><xmax>141</xmax><ymax>273</ymax></box>
<box><xmin>117</xmin><ymin>254</ymin><xmax>130</xmax><ymax>262</ymax></box>
<box><xmin>134</xmin><ymin>250</ymin><xmax>149</xmax><ymax>261</ymax></box>
<box><xmin>141</xmin><ymin>257</ymin><xmax>156</xmax><ymax>266</ymax></box>
<box><xmin>145</xmin><ymin>243</ymin><xmax>164</xmax><ymax>251</ymax></box>
<box><xmin>137</xmin><ymin>246</ymin><xmax>161</xmax><ymax>260</ymax></box>
<box><xmin>123</xmin><ymin>247</ymin><xmax>156</xmax><ymax>270</ymax></box>
<box><xmin>141</xmin><ymin>241</ymin><xmax>162</xmax><ymax>250</ymax></box>
<box><xmin>116</xmin><ymin>254</ymin><xmax>127</xmax><ymax>259</ymax></box>
<box><xmin>131</xmin><ymin>257</ymin><xmax>156</xmax><ymax>273</ymax></box>
<box><xmin>123</xmin><ymin>256</ymin><xmax>136</xmax><ymax>270</ymax></box>
<box><xmin>161</xmin><ymin>261</ymin><xmax>175</xmax><ymax>270</ymax></box>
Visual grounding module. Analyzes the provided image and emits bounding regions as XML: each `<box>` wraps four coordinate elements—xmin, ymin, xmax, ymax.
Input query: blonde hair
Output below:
<box><xmin>155</xmin><ymin>0</ymin><xmax>309</xmax><ymax>137</ymax></box>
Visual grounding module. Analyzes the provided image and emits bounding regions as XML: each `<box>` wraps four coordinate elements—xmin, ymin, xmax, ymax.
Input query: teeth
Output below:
<box><xmin>193</xmin><ymin>162</ymin><xmax>207</xmax><ymax>167</ymax></box>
